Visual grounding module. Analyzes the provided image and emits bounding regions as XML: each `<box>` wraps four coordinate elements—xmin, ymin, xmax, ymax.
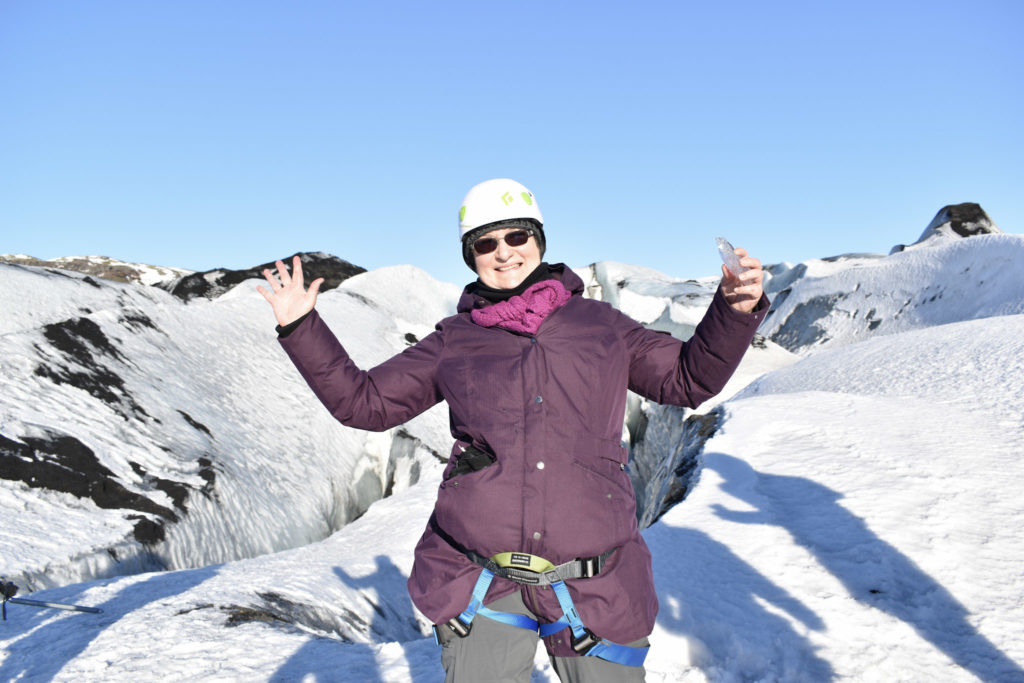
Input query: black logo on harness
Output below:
<box><xmin>510</xmin><ymin>553</ymin><xmax>533</xmax><ymax>567</ymax></box>
<box><xmin>507</xmin><ymin>572</ymin><xmax>540</xmax><ymax>584</ymax></box>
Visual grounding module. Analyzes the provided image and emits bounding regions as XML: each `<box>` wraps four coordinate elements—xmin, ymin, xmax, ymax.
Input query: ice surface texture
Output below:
<box><xmin>716</xmin><ymin>237</ymin><xmax>748</xmax><ymax>275</ymax></box>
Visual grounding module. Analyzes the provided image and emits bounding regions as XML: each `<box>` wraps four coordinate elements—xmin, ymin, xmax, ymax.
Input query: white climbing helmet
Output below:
<box><xmin>458</xmin><ymin>178</ymin><xmax>544</xmax><ymax>240</ymax></box>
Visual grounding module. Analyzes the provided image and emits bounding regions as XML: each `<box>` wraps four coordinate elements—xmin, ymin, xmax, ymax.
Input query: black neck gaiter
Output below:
<box><xmin>470</xmin><ymin>263</ymin><xmax>553</xmax><ymax>303</ymax></box>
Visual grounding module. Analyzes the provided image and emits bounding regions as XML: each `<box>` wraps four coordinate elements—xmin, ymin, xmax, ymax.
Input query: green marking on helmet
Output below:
<box><xmin>459</xmin><ymin>206</ymin><xmax>467</xmax><ymax>222</ymax></box>
<box><xmin>501</xmin><ymin>192</ymin><xmax>513</xmax><ymax>206</ymax></box>
<box><xmin>521</xmin><ymin>192</ymin><xmax>533</xmax><ymax>206</ymax></box>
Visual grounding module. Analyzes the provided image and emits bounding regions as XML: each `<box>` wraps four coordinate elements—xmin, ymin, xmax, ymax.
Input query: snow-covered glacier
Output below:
<box><xmin>0</xmin><ymin>262</ymin><xmax>459</xmax><ymax>590</ymax></box>
<box><xmin>3</xmin><ymin>214</ymin><xmax>1024</xmax><ymax>680</ymax></box>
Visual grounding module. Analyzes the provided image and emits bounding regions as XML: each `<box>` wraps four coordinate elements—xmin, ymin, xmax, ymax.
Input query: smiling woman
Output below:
<box><xmin>258</xmin><ymin>178</ymin><xmax>769</xmax><ymax>682</ymax></box>
<box><xmin>470</xmin><ymin>228</ymin><xmax>542</xmax><ymax>290</ymax></box>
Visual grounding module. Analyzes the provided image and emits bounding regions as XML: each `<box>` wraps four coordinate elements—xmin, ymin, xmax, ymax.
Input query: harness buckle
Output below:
<box><xmin>570</xmin><ymin>627</ymin><xmax>601</xmax><ymax>655</ymax></box>
<box><xmin>438</xmin><ymin>616</ymin><xmax>473</xmax><ymax>639</ymax></box>
<box><xmin>580</xmin><ymin>556</ymin><xmax>600</xmax><ymax>578</ymax></box>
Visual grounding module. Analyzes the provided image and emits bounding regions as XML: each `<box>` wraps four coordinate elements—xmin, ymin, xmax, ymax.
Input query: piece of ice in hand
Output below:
<box><xmin>716</xmin><ymin>237</ymin><xmax>747</xmax><ymax>275</ymax></box>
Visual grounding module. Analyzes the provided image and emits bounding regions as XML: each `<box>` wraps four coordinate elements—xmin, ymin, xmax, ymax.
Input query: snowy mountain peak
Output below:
<box><xmin>891</xmin><ymin>202</ymin><xmax>1002</xmax><ymax>253</ymax></box>
<box><xmin>0</xmin><ymin>254</ymin><xmax>193</xmax><ymax>287</ymax></box>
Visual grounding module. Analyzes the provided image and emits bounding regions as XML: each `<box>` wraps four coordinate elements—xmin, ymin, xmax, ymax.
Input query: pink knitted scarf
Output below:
<box><xmin>471</xmin><ymin>280</ymin><xmax>572</xmax><ymax>334</ymax></box>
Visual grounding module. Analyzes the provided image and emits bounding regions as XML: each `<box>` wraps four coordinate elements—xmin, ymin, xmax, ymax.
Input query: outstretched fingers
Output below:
<box><xmin>306</xmin><ymin>277</ymin><xmax>324</xmax><ymax>304</ymax></box>
<box><xmin>258</xmin><ymin>266</ymin><xmax>284</xmax><ymax>302</ymax></box>
<box><xmin>290</xmin><ymin>255</ymin><xmax>305</xmax><ymax>290</ymax></box>
<box><xmin>261</xmin><ymin>267</ymin><xmax>280</xmax><ymax>290</ymax></box>
<box><xmin>275</xmin><ymin>259</ymin><xmax>293</xmax><ymax>288</ymax></box>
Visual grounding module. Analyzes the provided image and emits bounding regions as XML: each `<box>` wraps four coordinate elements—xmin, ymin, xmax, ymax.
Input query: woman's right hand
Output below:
<box><xmin>257</xmin><ymin>255</ymin><xmax>324</xmax><ymax>327</ymax></box>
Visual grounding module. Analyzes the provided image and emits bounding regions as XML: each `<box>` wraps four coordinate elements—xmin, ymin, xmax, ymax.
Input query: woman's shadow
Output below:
<box><xmin>650</xmin><ymin>522</ymin><xmax>835</xmax><ymax>680</ymax></box>
<box><xmin>270</xmin><ymin>555</ymin><xmax>434</xmax><ymax>683</ymax></box>
<box><xmin>705</xmin><ymin>452</ymin><xmax>1023</xmax><ymax>681</ymax></box>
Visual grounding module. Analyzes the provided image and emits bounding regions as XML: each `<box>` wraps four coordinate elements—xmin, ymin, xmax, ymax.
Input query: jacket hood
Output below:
<box><xmin>457</xmin><ymin>263</ymin><xmax>584</xmax><ymax>314</ymax></box>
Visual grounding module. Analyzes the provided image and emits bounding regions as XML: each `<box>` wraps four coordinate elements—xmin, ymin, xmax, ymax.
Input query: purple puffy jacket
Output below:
<box><xmin>279</xmin><ymin>264</ymin><xmax>768</xmax><ymax>656</ymax></box>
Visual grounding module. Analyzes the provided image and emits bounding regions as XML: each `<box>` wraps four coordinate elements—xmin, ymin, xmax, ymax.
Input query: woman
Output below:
<box><xmin>259</xmin><ymin>178</ymin><xmax>768</xmax><ymax>682</ymax></box>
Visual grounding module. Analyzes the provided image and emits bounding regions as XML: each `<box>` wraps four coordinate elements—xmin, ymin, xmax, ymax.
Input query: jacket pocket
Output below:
<box><xmin>565</xmin><ymin>439</ymin><xmax>637</xmax><ymax>546</ymax></box>
<box><xmin>443</xmin><ymin>445</ymin><xmax>496</xmax><ymax>481</ymax></box>
<box><xmin>435</xmin><ymin>458</ymin><xmax>521</xmax><ymax>557</ymax></box>
<box><xmin>571</xmin><ymin>454</ymin><xmax>633</xmax><ymax>497</ymax></box>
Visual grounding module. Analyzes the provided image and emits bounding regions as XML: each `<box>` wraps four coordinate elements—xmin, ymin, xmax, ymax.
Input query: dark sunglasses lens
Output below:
<box><xmin>473</xmin><ymin>238</ymin><xmax>498</xmax><ymax>255</ymax></box>
<box><xmin>505</xmin><ymin>230</ymin><xmax>530</xmax><ymax>246</ymax></box>
<box><xmin>472</xmin><ymin>229</ymin><xmax>531</xmax><ymax>255</ymax></box>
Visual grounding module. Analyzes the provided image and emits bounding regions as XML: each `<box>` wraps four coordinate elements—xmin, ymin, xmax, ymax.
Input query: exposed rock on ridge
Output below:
<box><xmin>891</xmin><ymin>202</ymin><xmax>1001</xmax><ymax>253</ymax></box>
<box><xmin>162</xmin><ymin>252</ymin><xmax>365</xmax><ymax>301</ymax></box>
<box><xmin>0</xmin><ymin>252</ymin><xmax>366</xmax><ymax>302</ymax></box>
<box><xmin>0</xmin><ymin>254</ymin><xmax>192</xmax><ymax>287</ymax></box>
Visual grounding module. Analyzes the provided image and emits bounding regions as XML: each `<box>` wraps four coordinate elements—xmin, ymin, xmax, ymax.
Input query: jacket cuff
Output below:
<box><xmin>276</xmin><ymin>310</ymin><xmax>313</xmax><ymax>338</ymax></box>
<box><xmin>712</xmin><ymin>287</ymin><xmax>771</xmax><ymax>325</ymax></box>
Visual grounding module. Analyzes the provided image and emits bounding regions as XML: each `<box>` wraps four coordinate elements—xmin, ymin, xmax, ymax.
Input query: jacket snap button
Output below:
<box><xmin>533</xmin><ymin>531</ymin><xmax>542</xmax><ymax>540</ymax></box>
<box><xmin>535</xmin><ymin>396</ymin><xmax>543</xmax><ymax>404</ymax></box>
<box><xmin>536</xmin><ymin>461</ymin><xmax>545</xmax><ymax>470</ymax></box>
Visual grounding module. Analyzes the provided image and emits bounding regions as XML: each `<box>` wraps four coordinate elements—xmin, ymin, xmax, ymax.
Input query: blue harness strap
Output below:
<box><xmin>454</xmin><ymin>568</ymin><xmax>540</xmax><ymax>632</ymax></box>
<box><xmin>443</xmin><ymin>567</ymin><xmax>648</xmax><ymax>668</ymax></box>
<box><xmin>548</xmin><ymin>580</ymin><xmax>649</xmax><ymax>667</ymax></box>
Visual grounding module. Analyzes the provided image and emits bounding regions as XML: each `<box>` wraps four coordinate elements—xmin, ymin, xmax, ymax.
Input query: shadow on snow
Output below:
<box><xmin>651</xmin><ymin>523</ymin><xmax>834</xmax><ymax>680</ymax></box>
<box><xmin>270</xmin><ymin>555</ymin><xmax>434</xmax><ymax>683</ymax></box>
<box><xmin>702</xmin><ymin>453</ymin><xmax>1023</xmax><ymax>681</ymax></box>
<box><xmin>0</xmin><ymin>566</ymin><xmax>218</xmax><ymax>681</ymax></box>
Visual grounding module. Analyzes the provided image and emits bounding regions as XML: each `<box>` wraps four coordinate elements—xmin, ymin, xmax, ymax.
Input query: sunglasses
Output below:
<box><xmin>472</xmin><ymin>229</ymin><xmax>533</xmax><ymax>255</ymax></box>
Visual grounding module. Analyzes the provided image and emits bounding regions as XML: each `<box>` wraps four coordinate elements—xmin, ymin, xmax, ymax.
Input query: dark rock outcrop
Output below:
<box><xmin>891</xmin><ymin>203</ymin><xmax>1001</xmax><ymax>253</ymax></box>
<box><xmin>163</xmin><ymin>252</ymin><xmax>365</xmax><ymax>302</ymax></box>
<box><xmin>0</xmin><ymin>430</ymin><xmax>177</xmax><ymax>543</ymax></box>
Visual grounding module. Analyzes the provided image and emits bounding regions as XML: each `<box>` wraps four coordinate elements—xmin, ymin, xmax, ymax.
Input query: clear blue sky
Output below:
<box><xmin>2</xmin><ymin>0</ymin><xmax>1021</xmax><ymax>287</ymax></box>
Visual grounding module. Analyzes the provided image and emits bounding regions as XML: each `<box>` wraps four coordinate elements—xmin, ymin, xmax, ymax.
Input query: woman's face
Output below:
<box><xmin>472</xmin><ymin>227</ymin><xmax>542</xmax><ymax>290</ymax></box>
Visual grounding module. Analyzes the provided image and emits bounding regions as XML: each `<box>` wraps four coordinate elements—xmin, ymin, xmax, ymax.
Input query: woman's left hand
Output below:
<box><xmin>720</xmin><ymin>247</ymin><xmax>764</xmax><ymax>314</ymax></box>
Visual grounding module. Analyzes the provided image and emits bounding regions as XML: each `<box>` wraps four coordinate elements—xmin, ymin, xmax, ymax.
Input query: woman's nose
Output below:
<box><xmin>494</xmin><ymin>239</ymin><xmax>513</xmax><ymax>260</ymax></box>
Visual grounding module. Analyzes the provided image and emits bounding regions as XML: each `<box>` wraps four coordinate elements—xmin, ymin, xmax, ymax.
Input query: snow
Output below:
<box><xmin>760</xmin><ymin>234</ymin><xmax>1024</xmax><ymax>354</ymax></box>
<box><xmin>0</xmin><ymin>262</ymin><xmax>173</xmax><ymax>335</ymax></box>
<box><xmin>576</xmin><ymin>261</ymin><xmax>720</xmax><ymax>339</ymax></box>
<box><xmin>645</xmin><ymin>314</ymin><xmax>1024</xmax><ymax>682</ymax></box>
<box><xmin>3</xmin><ymin>235</ymin><xmax>1024</xmax><ymax>681</ymax></box>
<box><xmin>0</xmin><ymin>264</ymin><xmax>455</xmax><ymax>591</ymax></box>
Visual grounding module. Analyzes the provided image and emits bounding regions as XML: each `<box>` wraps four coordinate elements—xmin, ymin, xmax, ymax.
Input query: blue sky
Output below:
<box><xmin>2</xmin><ymin>0</ymin><xmax>1021</xmax><ymax>287</ymax></box>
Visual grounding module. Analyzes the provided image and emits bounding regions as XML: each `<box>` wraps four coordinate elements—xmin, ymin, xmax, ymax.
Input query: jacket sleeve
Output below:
<box><xmin>278</xmin><ymin>309</ymin><xmax>444</xmax><ymax>431</ymax></box>
<box><xmin>622</xmin><ymin>287</ymin><xmax>769</xmax><ymax>409</ymax></box>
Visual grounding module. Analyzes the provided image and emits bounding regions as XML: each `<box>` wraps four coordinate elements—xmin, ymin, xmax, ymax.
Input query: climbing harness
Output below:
<box><xmin>430</xmin><ymin>529</ymin><xmax>648</xmax><ymax>668</ymax></box>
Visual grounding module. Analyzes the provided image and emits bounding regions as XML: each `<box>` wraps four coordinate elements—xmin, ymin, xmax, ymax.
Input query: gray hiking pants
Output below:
<box><xmin>435</xmin><ymin>591</ymin><xmax>648</xmax><ymax>683</ymax></box>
